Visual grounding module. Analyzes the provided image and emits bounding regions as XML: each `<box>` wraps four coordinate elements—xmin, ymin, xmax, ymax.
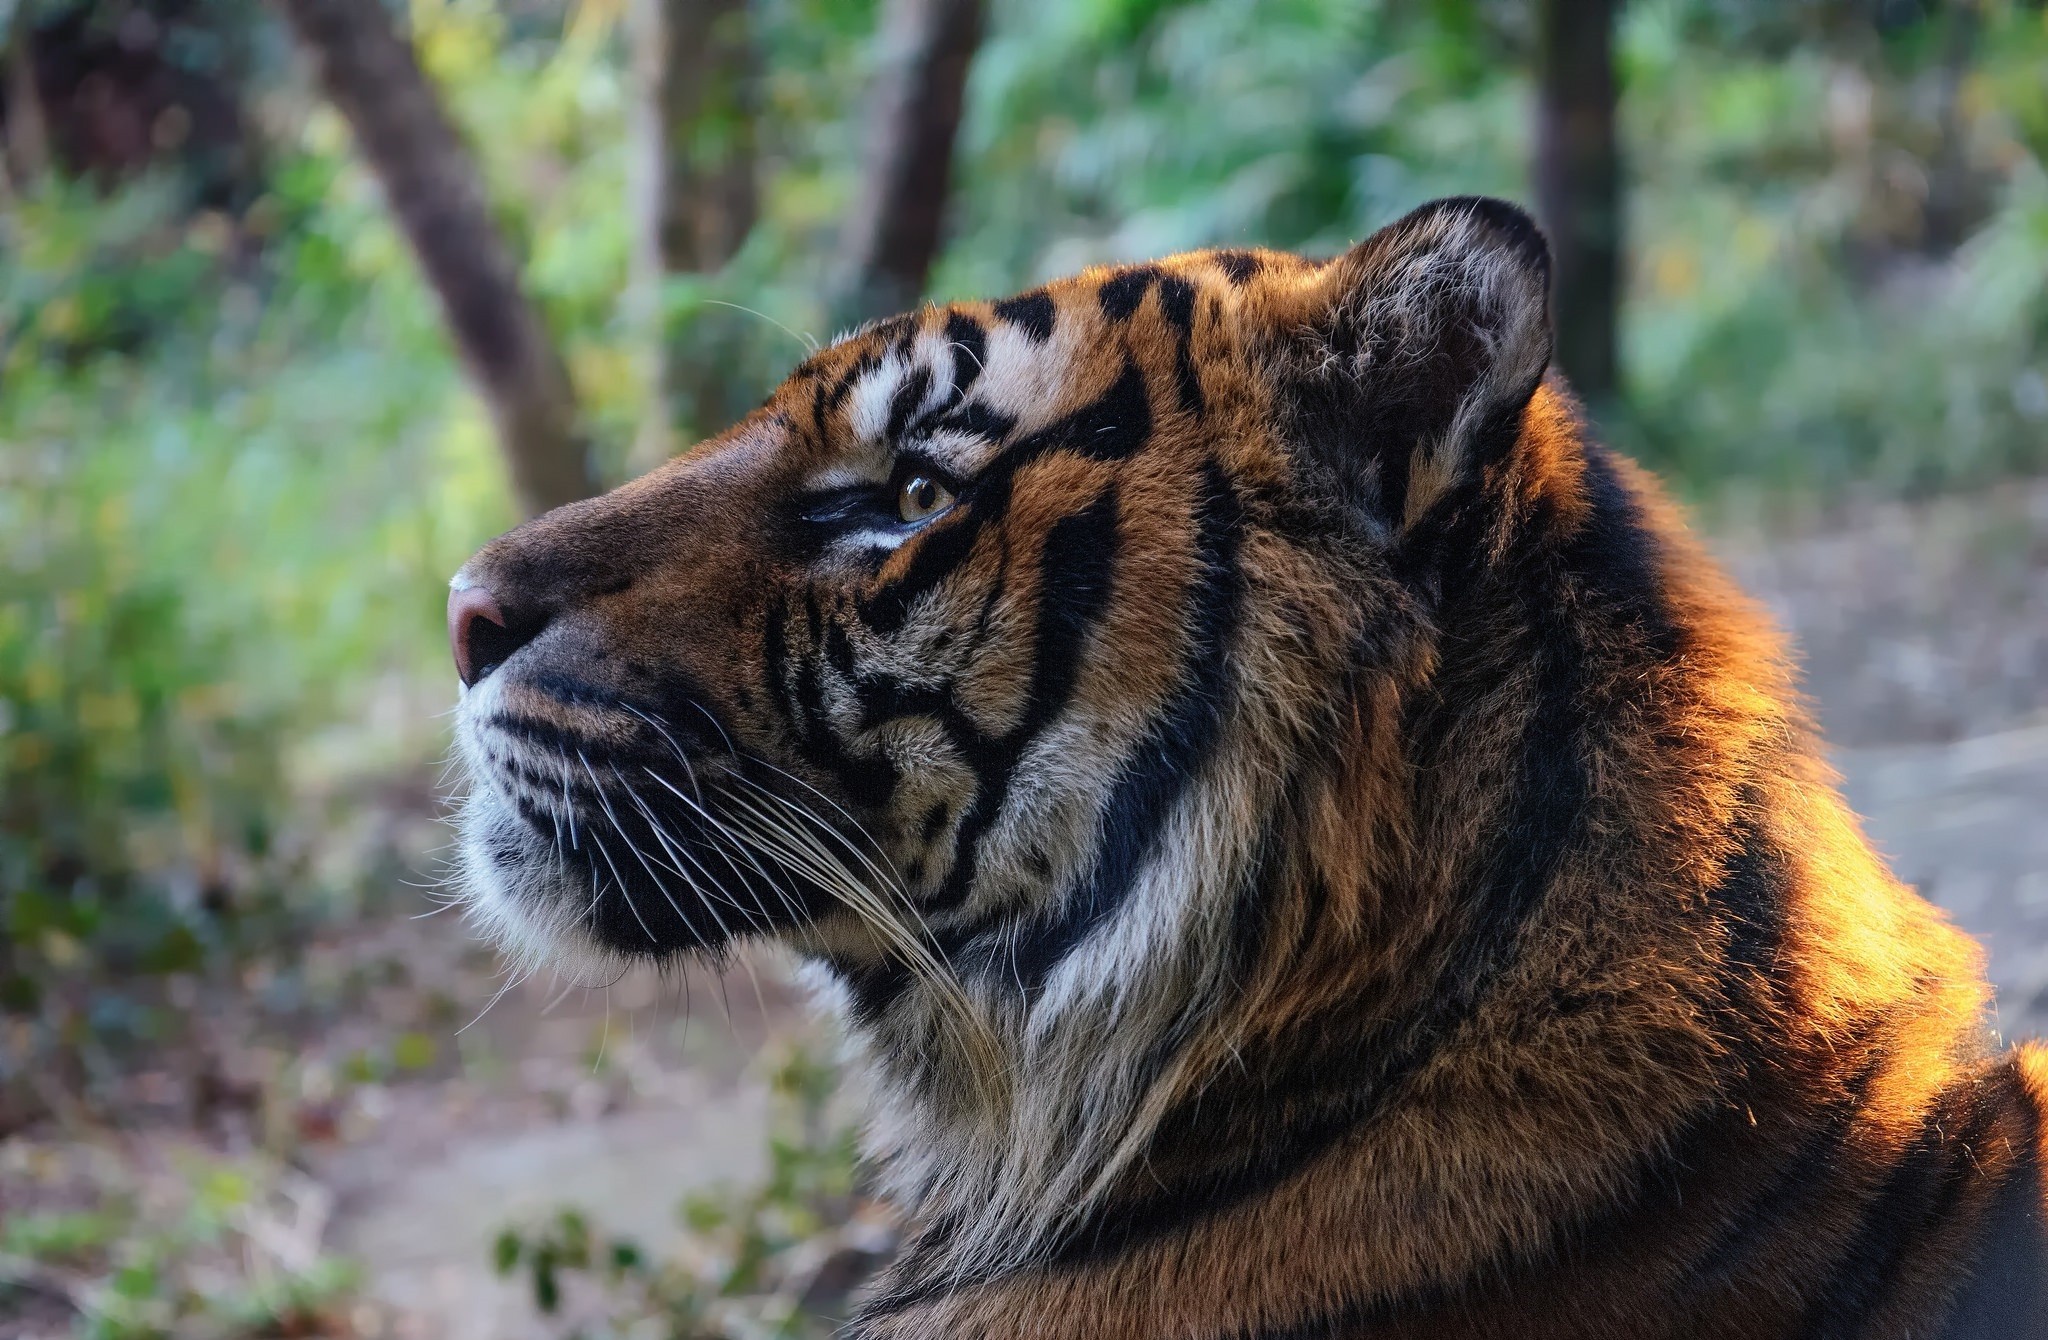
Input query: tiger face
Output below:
<box><xmin>450</xmin><ymin>196</ymin><xmax>1548</xmax><ymax>1096</ymax></box>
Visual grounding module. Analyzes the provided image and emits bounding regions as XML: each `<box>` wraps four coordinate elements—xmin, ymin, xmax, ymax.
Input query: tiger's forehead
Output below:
<box><xmin>780</xmin><ymin>295</ymin><xmax>1091</xmax><ymax>488</ymax></box>
<box><xmin>770</xmin><ymin>248</ymin><xmax>1300</xmax><ymax>486</ymax></box>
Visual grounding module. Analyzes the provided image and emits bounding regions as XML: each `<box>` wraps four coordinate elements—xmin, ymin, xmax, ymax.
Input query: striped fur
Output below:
<box><xmin>449</xmin><ymin>197</ymin><xmax>2048</xmax><ymax>1338</ymax></box>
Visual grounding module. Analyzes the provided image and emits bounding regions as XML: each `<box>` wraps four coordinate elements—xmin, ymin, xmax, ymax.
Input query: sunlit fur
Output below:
<box><xmin>449</xmin><ymin>197</ymin><xmax>2048</xmax><ymax>1339</ymax></box>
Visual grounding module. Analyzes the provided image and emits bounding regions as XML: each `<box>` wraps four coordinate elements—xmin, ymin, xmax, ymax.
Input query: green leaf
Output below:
<box><xmin>492</xmin><ymin>1229</ymin><xmax>523</xmax><ymax>1276</ymax></box>
<box><xmin>393</xmin><ymin>1030</ymin><xmax>439</xmax><ymax>1072</ymax></box>
<box><xmin>532</xmin><ymin>1250</ymin><xmax>560</xmax><ymax>1314</ymax></box>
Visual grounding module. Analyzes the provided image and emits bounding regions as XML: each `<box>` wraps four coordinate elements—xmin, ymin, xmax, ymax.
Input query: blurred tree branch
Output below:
<box><xmin>1920</xmin><ymin>0</ymin><xmax>1984</xmax><ymax>258</ymax></box>
<box><xmin>832</xmin><ymin>0</ymin><xmax>984</xmax><ymax>330</ymax></box>
<box><xmin>276</xmin><ymin>0</ymin><xmax>596</xmax><ymax>517</ymax></box>
<box><xmin>627</xmin><ymin>0</ymin><xmax>759</xmax><ymax>465</ymax></box>
<box><xmin>2</xmin><ymin>0</ymin><xmax>50</xmax><ymax>191</ymax></box>
<box><xmin>1535</xmin><ymin>0</ymin><xmax>1621</xmax><ymax>408</ymax></box>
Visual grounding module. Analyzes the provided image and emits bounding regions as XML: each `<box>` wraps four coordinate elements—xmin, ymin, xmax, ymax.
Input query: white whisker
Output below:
<box><xmin>582</xmin><ymin>752</ymin><xmax>709</xmax><ymax>949</ymax></box>
<box><xmin>701</xmin><ymin>298</ymin><xmax>821</xmax><ymax>355</ymax></box>
<box><xmin>637</xmin><ymin>765</ymin><xmax>807</xmax><ymax>928</ymax></box>
<box><xmin>458</xmin><ymin>957</ymin><xmax>538</xmax><ymax>1035</ymax></box>
<box><xmin>616</xmin><ymin>764</ymin><xmax>769</xmax><ymax>938</ymax></box>
<box><xmin>587</xmin><ymin>828</ymin><xmax>659</xmax><ymax>946</ymax></box>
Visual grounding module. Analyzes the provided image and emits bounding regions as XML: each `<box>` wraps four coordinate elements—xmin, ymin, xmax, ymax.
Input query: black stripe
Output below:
<box><xmin>992</xmin><ymin>290</ymin><xmax>1055</xmax><ymax>342</ymax></box>
<box><xmin>886</xmin><ymin>366</ymin><xmax>934</xmax><ymax>442</ymax></box>
<box><xmin>1028</xmin><ymin>457</ymin><xmax>1671</xmax><ymax>1268</ymax></box>
<box><xmin>1212</xmin><ymin>249</ymin><xmax>1263</xmax><ymax>285</ymax></box>
<box><xmin>1158</xmin><ymin>273</ymin><xmax>1206</xmax><ymax>417</ymax></box>
<box><xmin>1683</xmin><ymin>1040</ymin><xmax>1891</xmax><ymax>1296</ymax></box>
<box><xmin>810</xmin><ymin>378</ymin><xmax>830</xmax><ymax>441</ymax></box>
<box><xmin>842</xmin><ymin>957</ymin><xmax>914</xmax><ymax>1024</ymax></box>
<box><xmin>1158</xmin><ymin>273</ymin><xmax>1196</xmax><ymax>332</ymax></box>
<box><xmin>1706</xmin><ymin>795</ymin><xmax>1795</xmax><ymax>1080</ymax></box>
<box><xmin>1806</xmin><ymin>1080</ymin><xmax>2002</xmax><ymax>1339</ymax></box>
<box><xmin>1571</xmin><ymin>444</ymin><xmax>1684</xmax><ymax>660</ymax></box>
<box><xmin>943</xmin><ymin>312</ymin><xmax>986</xmax><ymax>403</ymax></box>
<box><xmin>1099</xmin><ymin>266</ymin><xmax>1158</xmax><ymax>321</ymax></box>
<box><xmin>823</xmin><ymin>619</ymin><xmax>859</xmax><ymax>682</ymax></box>
<box><xmin>860</xmin><ymin>506</ymin><xmax>987</xmax><ymax>635</ymax></box>
<box><xmin>1173</xmin><ymin>339</ymin><xmax>1205</xmax><ymax>418</ymax></box>
<box><xmin>928</xmin><ymin>488</ymin><xmax>1123</xmax><ymax>913</ymax></box>
<box><xmin>960</xmin><ymin>537</ymin><xmax>1013</xmax><ymax>661</ymax></box>
<box><xmin>1017</xmin><ymin>494</ymin><xmax>1125</xmax><ymax>734</ymax></box>
<box><xmin>866</xmin><ymin>313</ymin><xmax>917</xmax><ymax>355</ymax></box>
<box><xmin>822</xmin><ymin>350</ymin><xmax>881</xmax><ymax>424</ymax></box>
<box><xmin>1030</xmin><ymin>361</ymin><xmax>1152</xmax><ymax>462</ymax></box>
<box><xmin>934</xmin><ymin>400</ymin><xmax>1016</xmax><ymax>443</ymax></box>
<box><xmin>786</xmin><ymin>601</ymin><xmax>899</xmax><ymax>801</ymax></box>
<box><xmin>791</xmin><ymin>650</ymin><xmax>826</xmax><ymax>746</ymax></box>
<box><xmin>762</xmin><ymin>596</ymin><xmax>801</xmax><ymax>731</ymax></box>
<box><xmin>1004</xmin><ymin>459</ymin><xmax>1244</xmax><ymax>992</ymax></box>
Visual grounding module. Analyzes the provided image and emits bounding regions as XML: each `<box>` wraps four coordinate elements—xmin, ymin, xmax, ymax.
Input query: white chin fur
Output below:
<box><xmin>452</xmin><ymin>770</ymin><xmax>630</xmax><ymax>987</ymax></box>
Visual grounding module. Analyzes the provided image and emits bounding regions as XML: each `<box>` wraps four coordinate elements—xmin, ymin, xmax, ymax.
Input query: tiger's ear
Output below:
<box><xmin>1262</xmin><ymin>196</ymin><xmax>1553</xmax><ymax>531</ymax></box>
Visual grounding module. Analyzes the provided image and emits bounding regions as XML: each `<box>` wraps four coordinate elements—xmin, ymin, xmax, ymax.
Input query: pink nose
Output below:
<box><xmin>448</xmin><ymin>584</ymin><xmax>514</xmax><ymax>687</ymax></box>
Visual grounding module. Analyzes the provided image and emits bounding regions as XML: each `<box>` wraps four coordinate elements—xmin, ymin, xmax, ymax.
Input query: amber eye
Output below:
<box><xmin>897</xmin><ymin>473</ymin><xmax>955</xmax><ymax>523</ymax></box>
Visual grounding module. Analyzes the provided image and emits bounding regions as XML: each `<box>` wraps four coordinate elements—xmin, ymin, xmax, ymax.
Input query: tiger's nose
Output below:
<box><xmin>449</xmin><ymin>582</ymin><xmax>537</xmax><ymax>687</ymax></box>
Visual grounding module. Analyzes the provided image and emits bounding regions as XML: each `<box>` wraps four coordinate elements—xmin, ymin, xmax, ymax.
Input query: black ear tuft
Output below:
<box><xmin>1267</xmin><ymin>195</ymin><xmax>1554</xmax><ymax>531</ymax></box>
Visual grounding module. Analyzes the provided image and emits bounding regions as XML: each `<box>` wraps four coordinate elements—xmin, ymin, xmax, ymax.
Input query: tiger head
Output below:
<box><xmin>450</xmin><ymin>195</ymin><xmax>1577</xmax><ymax>1244</ymax></box>
<box><xmin>449</xmin><ymin>196</ymin><xmax>2039</xmax><ymax>1340</ymax></box>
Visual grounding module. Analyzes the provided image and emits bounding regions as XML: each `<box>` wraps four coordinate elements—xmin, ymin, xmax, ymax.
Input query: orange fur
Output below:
<box><xmin>448</xmin><ymin>199</ymin><xmax>2048</xmax><ymax>1339</ymax></box>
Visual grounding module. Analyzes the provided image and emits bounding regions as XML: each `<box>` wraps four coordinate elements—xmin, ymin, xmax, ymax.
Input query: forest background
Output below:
<box><xmin>4</xmin><ymin>0</ymin><xmax>2048</xmax><ymax>1335</ymax></box>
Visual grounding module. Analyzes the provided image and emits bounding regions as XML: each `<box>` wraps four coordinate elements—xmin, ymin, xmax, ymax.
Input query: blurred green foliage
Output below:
<box><xmin>1624</xmin><ymin>1</ymin><xmax>2048</xmax><ymax>491</ymax></box>
<box><xmin>2</xmin><ymin>0</ymin><xmax>2045</xmax><ymax>1125</ymax></box>
<box><xmin>0</xmin><ymin>1149</ymin><xmax>359</xmax><ymax>1337</ymax></box>
<box><xmin>1</xmin><ymin>153</ymin><xmax>508</xmax><ymax>1117</ymax></box>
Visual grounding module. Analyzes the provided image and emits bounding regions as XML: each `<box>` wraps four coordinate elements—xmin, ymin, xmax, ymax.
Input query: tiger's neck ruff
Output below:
<box><xmin>449</xmin><ymin>198</ymin><xmax>2048</xmax><ymax>1339</ymax></box>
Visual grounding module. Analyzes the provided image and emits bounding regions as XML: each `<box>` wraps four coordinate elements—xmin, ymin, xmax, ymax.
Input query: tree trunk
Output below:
<box><xmin>832</xmin><ymin>0</ymin><xmax>985</xmax><ymax>331</ymax></box>
<box><xmin>630</xmin><ymin>0</ymin><xmax>756</xmax><ymax>278</ymax></box>
<box><xmin>1534</xmin><ymin>0</ymin><xmax>1621</xmax><ymax>408</ymax></box>
<box><xmin>2</xmin><ymin>5</ymin><xmax>50</xmax><ymax>191</ymax></box>
<box><xmin>277</xmin><ymin>0</ymin><xmax>596</xmax><ymax>517</ymax></box>
<box><xmin>627</xmin><ymin>0</ymin><xmax>758</xmax><ymax>465</ymax></box>
<box><xmin>1920</xmin><ymin>0</ymin><xmax>1984</xmax><ymax>257</ymax></box>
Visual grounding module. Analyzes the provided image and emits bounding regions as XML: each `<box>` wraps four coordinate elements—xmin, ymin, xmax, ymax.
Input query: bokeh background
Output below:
<box><xmin>3</xmin><ymin>0</ymin><xmax>2047</xmax><ymax>1335</ymax></box>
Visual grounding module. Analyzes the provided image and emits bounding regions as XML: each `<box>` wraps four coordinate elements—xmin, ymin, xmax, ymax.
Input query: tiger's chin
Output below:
<box><xmin>452</xmin><ymin>785</ymin><xmax>655</xmax><ymax>986</ymax></box>
<box><xmin>451</xmin><ymin>790</ymin><xmax>918</xmax><ymax>1004</ymax></box>
<box><xmin>450</xmin><ymin>755</ymin><xmax>858</xmax><ymax>984</ymax></box>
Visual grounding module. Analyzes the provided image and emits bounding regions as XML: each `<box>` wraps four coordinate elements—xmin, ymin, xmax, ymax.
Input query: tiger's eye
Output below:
<box><xmin>898</xmin><ymin>474</ymin><xmax>955</xmax><ymax>523</ymax></box>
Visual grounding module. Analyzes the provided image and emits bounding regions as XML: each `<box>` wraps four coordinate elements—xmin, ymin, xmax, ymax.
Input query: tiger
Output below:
<box><xmin>445</xmin><ymin>196</ymin><xmax>2048</xmax><ymax>1339</ymax></box>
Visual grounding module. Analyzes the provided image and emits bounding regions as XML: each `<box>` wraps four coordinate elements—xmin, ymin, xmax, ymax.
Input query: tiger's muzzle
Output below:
<box><xmin>446</xmin><ymin>531</ymin><xmax>841</xmax><ymax>968</ymax></box>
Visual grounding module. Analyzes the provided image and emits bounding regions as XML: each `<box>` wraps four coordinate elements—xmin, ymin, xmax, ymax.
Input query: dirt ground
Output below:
<box><xmin>316</xmin><ymin>948</ymin><xmax>813</xmax><ymax>1339</ymax></box>
<box><xmin>7</xmin><ymin>478</ymin><xmax>2047</xmax><ymax>1340</ymax></box>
